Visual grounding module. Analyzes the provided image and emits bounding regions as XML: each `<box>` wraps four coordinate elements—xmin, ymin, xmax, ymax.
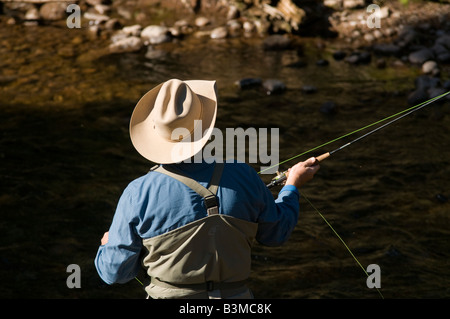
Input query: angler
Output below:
<box><xmin>94</xmin><ymin>79</ymin><xmax>320</xmax><ymax>299</ymax></box>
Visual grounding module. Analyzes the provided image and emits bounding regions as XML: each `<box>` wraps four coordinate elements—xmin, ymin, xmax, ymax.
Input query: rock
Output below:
<box><xmin>436</xmin><ymin>52</ymin><xmax>450</xmax><ymax>63</ymax></box>
<box><xmin>263</xmin><ymin>35</ymin><xmax>292</xmax><ymax>50</ymax></box>
<box><xmin>343</xmin><ymin>0</ymin><xmax>365</xmax><ymax>9</ymax></box>
<box><xmin>210</xmin><ymin>26</ymin><xmax>228</xmax><ymax>39</ymax></box>
<box><xmin>25</xmin><ymin>7</ymin><xmax>40</xmax><ymax>20</ymax></box>
<box><xmin>195</xmin><ymin>17</ymin><xmax>210</xmax><ymax>27</ymax></box>
<box><xmin>84</xmin><ymin>12</ymin><xmax>110</xmax><ymax>23</ymax></box>
<box><xmin>443</xmin><ymin>80</ymin><xmax>450</xmax><ymax>90</ymax></box>
<box><xmin>324</xmin><ymin>0</ymin><xmax>342</xmax><ymax>9</ymax></box>
<box><xmin>109</xmin><ymin>36</ymin><xmax>143</xmax><ymax>53</ymax></box>
<box><xmin>431</xmin><ymin>43</ymin><xmax>448</xmax><ymax>56</ymax></box>
<box><xmin>407</xmin><ymin>89</ymin><xmax>429</xmax><ymax>106</ymax></box>
<box><xmin>395</xmin><ymin>27</ymin><xmax>417</xmax><ymax>48</ymax></box>
<box><xmin>373</xmin><ymin>43</ymin><xmax>401</xmax><ymax>56</ymax></box>
<box><xmin>435</xmin><ymin>35</ymin><xmax>450</xmax><ymax>50</ymax></box>
<box><xmin>141</xmin><ymin>25</ymin><xmax>172</xmax><ymax>44</ymax></box>
<box><xmin>302</xmin><ymin>85</ymin><xmax>317</xmax><ymax>94</ymax></box>
<box><xmin>122</xmin><ymin>25</ymin><xmax>142</xmax><ymax>37</ymax></box>
<box><xmin>263</xmin><ymin>79</ymin><xmax>286</xmax><ymax>95</ymax></box>
<box><xmin>345</xmin><ymin>51</ymin><xmax>371</xmax><ymax>64</ymax></box>
<box><xmin>436</xmin><ymin>194</ymin><xmax>448</xmax><ymax>203</ymax></box>
<box><xmin>345</xmin><ymin>54</ymin><xmax>359</xmax><ymax>64</ymax></box>
<box><xmin>427</xmin><ymin>88</ymin><xmax>447</xmax><ymax>100</ymax></box>
<box><xmin>320</xmin><ymin>101</ymin><xmax>338</xmax><ymax>114</ymax></box>
<box><xmin>332</xmin><ymin>51</ymin><xmax>346</xmax><ymax>61</ymax></box>
<box><xmin>408</xmin><ymin>48</ymin><xmax>434</xmax><ymax>64</ymax></box>
<box><xmin>94</xmin><ymin>4</ymin><xmax>111</xmax><ymax>15</ymax></box>
<box><xmin>85</xmin><ymin>0</ymin><xmax>107</xmax><ymax>6</ymax></box>
<box><xmin>415</xmin><ymin>75</ymin><xmax>440</xmax><ymax>91</ymax></box>
<box><xmin>110</xmin><ymin>31</ymin><xmax>128</xmax><ymax>43</ymax></box>
<box><xmin>378</xmin><ymin>6</ymin><xmax>390</xmax><ymax>19</ymax></box>
<box><xmin>243</xmin><ymin>21</ymin><xmax>255</xmax><ymax>33</ymax></box>
<box><xmin>235</xmin><ymin>78</ymin><xmax>262</xmax><ymax>89</ymax></box>
<box><xmin>104</xmin><ymin>18</ymin><xmax>121</xmax><ymax>31</ymax></box>
<box><xmin>227</xmin><ymin>5</ymin><xmax>240</xmax><ymax>20</ymax></box>
<box><xmin>39</xmin><ymin>2</ymin><xmax>67</xmax><ymax>21</ymax></box>
<box><xmin>227</xmin><ymin>20</ymin><xmax>241</xmax><ymax>34</ymax></box>
<box><xmin>276</xmin><ymin>0</ymin><xmax>306</xmax><ymax>31</ymax></box>
<box><xmin>316</xmin><ymin>59</ymin><xmax>329</xmax><ymax>66</ymax></box>
<box><xmin>364</xmin><ymin>33</ymin><xmax>375</xmax><ymax>43</ymax></box>
<box><xmin>422</xmin><ymin>60</ymin><xmax>438</xmax><ymax>74</ymax></box>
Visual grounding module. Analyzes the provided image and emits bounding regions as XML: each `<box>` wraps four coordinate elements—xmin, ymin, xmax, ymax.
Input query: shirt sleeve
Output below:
<box><xmin>94</xmin><ymin>186</ymin><xmax>143</xmax><ymax>285</ymax></box>
<box><xmin>255</xmin><ymin>180</ymin><xmax>301</xmax><ymax>247</ymax></box>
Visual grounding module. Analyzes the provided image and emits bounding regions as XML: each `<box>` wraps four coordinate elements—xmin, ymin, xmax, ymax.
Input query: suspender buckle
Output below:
<box><xmin>204</xmin><ymin>194</ymin><xmax>218</xmax><ymax>209</ymax></box>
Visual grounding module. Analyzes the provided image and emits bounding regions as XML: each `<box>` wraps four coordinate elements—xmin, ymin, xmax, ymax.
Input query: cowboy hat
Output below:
<box><xmin>129</xmin><ymin>79</ymin><xmax>217</xmax><ymax>164</ymax></box>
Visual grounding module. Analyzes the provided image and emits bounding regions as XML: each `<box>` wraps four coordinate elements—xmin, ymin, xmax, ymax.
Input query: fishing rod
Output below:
<box><xmin>267</xmin><ymin>91</ymin><xmax>450</xmax><ymax>188</ymax></box>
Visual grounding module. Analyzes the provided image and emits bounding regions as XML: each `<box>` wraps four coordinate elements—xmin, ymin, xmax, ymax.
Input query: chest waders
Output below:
<box><xmin>142</xmin><ymin>163</ymin><xmax>258</xmax><ymax>299</ymax></box>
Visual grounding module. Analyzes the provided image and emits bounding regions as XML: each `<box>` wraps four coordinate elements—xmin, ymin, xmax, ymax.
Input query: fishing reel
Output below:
<box><xmin>265</xmin><ymin>152</ymin><xmax>330</xmax><ymax>189</ymax></box>
<box><xmin>266</xmin><ymin>170</ymin><xmax>289</xmax><ymax>189</ymax></box>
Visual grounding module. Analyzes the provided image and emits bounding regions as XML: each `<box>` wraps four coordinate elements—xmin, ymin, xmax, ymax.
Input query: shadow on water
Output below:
<box><xmin>1</xmin><ymin>22</ymin><xmax>450</xmax><ymax>298</ymax></box>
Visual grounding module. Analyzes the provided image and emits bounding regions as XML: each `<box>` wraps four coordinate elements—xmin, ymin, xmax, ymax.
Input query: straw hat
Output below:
<box><xmin>129</xmin><ymin>79</ymin><xmax>218</xmax><ymax>164</ymax></box>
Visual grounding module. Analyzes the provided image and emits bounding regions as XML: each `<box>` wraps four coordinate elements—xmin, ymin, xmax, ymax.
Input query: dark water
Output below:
<box><xmin>1</xmin><ymin>23</ymin><xmax>449</xmax><ymax>299</ymax></box>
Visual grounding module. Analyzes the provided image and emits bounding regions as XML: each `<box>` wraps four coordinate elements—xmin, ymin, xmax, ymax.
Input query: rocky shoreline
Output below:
<box><xmin>1</xmin><ymin>0</ymin><xmax>450</xmax><ymax>105</ymax></box>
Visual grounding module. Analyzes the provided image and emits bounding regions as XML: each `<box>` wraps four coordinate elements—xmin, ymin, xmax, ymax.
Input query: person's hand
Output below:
<box><xmin>101</xmin><ymin>232</ymin><xmax>109</xmax><ymax>245</ymax></box>
<box><xmin>285</xmin><ymin>157</ymin><xmax>320</xmax><ymax>189</ymax></box>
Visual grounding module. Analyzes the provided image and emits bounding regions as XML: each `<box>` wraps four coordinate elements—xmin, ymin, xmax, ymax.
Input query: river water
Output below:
<box><xmin>1</xmin><ymin>22</ymin><xmax>449</xmax><ymax>299</ymax></box>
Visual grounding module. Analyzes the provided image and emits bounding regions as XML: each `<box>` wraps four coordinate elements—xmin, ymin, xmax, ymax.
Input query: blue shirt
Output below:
<box><xmin>95</xmin><ymin>160</ymin><xmax>300</xmax><ymax>285</ymax></box>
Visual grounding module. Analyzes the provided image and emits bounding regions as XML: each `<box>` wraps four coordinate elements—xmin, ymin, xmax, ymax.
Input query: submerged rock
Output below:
<box><xmin>302</xmin><ymin>85</ymin><xmax>317</xmax><ymax>94</ymax></box>
<box><xmin>345</xmin><ymin>51</ymin><xmax>371</xmax><ymax>64</ymax></box>
<box><xmin>316</xmin><ymin>59</ymin><xmax>329</xmax><ymax>66</ymax></box>
<box><xmin>436</xmin><ymin>194</ymin><xmax>448</xmax><ymax>203</ymax></box>
<box><xmin>109</xmin><ymin>36</ymin><xmax>143</xmax><ymax>53</ymax></box>
<box><xmin>210</xmin><ymin>26</ymin><xmax>228</xmax><ymax>39</ymax></box>
<box><xmin>407</xmin><ymin>89</ymin><xmax>429</xmax><ymax>106</ymax></box>
<box><xmin>235</xmin><ymin>78</ymin><xmax>262</xmax><ymax>90</ymax></box>
<box><xmin>320</xmin><ymin>101</ymin><xmax>337</xmax><ymax>114</ymax></box>
<box><xmin>373</xmin><ymin>43</ymin><xmax>402</xmax><ymax>56</ymax></box>
<box><xmin>263</xmin><ymin>79</ymin><xmax>286</xmax><ymax>95</ymax></box>
<box><xmin>332</xmin><ymin>50</ymin><xmax>346</xmax><ymax>61</ymax></box>
<box><xmin>408</xmin><ymin>48</ymin><xmax>434</xmax><ymax>65</ymax></box>
<box><xmin>263</xmin><ymin>35</ymin><xmax>292</xmax><ymax>50</ymax></box>
<box><xmin>415</xmin><ymin>75</ymin><xmax>441</xmax><ymax>91</ymax></box>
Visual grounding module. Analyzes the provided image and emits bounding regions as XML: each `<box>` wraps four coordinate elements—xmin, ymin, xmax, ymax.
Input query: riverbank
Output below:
<box><xmin>1</xmin><ymin>0</ymin><xmax>450</xmax><ymax>108</ymax></box>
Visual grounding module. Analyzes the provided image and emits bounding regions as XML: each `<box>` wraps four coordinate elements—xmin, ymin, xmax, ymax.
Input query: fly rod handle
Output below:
<box><xmin>315</xmin><ymin>152</ymin><xmax>330</xmax><ymax>163</ymax></box>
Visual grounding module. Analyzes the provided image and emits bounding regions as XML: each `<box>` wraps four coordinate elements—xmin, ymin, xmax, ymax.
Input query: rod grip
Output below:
<box><xmin>315</xmin><ymin>152</ymin><xmax>330</xmax><ymax>163</ymax></box>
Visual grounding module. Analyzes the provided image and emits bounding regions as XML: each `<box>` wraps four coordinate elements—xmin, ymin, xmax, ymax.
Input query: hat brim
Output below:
<box><xmin>129</xmin><ymin>80</ymin><xmax>217</xmax><ymax>164</ymax></box>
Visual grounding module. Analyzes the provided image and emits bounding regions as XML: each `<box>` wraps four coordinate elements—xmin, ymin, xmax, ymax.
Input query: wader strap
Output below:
<box><xmin>151</xmin><ymin>277</ymin><xmax>247</xmax><ymax>292</ymax></box>
<box><xmin>153</xmin><ymin>163</ymin><xmax>224</xmax><ymax>216</ymax></box>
